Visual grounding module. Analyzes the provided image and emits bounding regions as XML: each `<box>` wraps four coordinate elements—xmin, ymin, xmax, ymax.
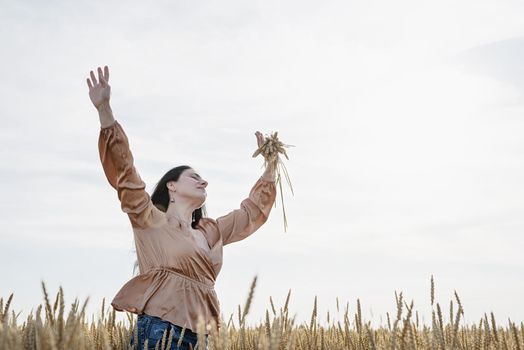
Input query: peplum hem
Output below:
<box><xmin>111</xmin><ymin>267</ymin><xmax>220</xmax><ymax>334</ymax></box>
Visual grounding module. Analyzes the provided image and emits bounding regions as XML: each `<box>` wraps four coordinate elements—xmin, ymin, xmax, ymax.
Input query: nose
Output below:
<box><xmin>201</xmin><ymin>180</ymin><xmax>208</xmax><ymax>188</ymax></box>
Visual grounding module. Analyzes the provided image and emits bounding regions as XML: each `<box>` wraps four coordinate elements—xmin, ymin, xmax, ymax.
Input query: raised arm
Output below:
<box><xmin>87</xmin><ymin>66</ymin><xmax>162</xmax><ymax>229</ymax></box>
<box><xmin>215</xmin><ymin>143</ymin><xmax>278</xmax><ymax>246</ymax></box>
<box><xmin>215</xmin><ymin>176</ymin><xmax>277</xmax><ymax>246</ymax></box>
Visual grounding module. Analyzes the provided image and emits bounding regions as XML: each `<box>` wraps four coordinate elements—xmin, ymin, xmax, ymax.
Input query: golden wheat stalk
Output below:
<box><xmin>252</xmin><ymin>131</ymin><xmax>295</xmax><ymax>232</ymax></box>
<box><xmin>3</xmin><ymin>275</ymin><xmax>522</xmax><ymax>349</ymax></box>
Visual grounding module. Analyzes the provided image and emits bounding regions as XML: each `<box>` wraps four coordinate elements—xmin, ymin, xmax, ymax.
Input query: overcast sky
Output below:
<box><xmin>1</xmin><ymin>0</ymin><xmax>524</xmax><ymax>329</ymax></box>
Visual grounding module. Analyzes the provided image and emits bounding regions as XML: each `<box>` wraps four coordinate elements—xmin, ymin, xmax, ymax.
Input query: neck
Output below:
<box><xmin>165</xmin><ymin>199</ymin><xmax>200</xmax><ymax>226</ymax></box>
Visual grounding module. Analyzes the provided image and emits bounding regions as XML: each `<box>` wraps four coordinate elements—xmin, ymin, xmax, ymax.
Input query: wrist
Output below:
<box><xmin>97</xmin><ymin>103</ymin><xmax>115</xmax><ymax>128</ymax></box>
<box><xmin>262</xmin><ymin>162</ymin><xmax>277</xmax><ymax>181</ymax></box>
<box><xmin>261</xmin><ymin>172</ymin><xmax>276</xmax><ymax>182</ymax></box>
<box><xmin>97</xmin><ymin>102</ymin><xmax>111</xmax><ymax>113</ymax></box>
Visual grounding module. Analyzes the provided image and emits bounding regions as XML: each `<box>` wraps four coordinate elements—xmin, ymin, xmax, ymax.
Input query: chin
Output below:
<box><xmin>196</xmin><ymin>197</ymin><xmax>206</xmax><ymax>208</ymax></box>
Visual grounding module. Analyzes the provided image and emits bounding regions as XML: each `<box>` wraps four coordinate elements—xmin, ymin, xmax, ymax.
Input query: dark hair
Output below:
<box><xmin>132</xmin><ymin>165</ymin><xmax>207</xmax><ymax>276</ymax></box>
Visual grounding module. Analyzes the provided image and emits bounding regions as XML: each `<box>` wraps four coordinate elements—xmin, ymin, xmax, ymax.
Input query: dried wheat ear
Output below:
<box><xmin>252</xmin><ymin>131</ymin><xmax>295</xmax><ymax>232</ymax></box>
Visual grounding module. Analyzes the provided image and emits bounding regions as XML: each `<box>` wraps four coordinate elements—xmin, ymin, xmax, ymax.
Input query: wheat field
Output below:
<box><xmin>0</xmin><ymin>275</ymin><xmax>522</xmax><ymax>349</ymax></box>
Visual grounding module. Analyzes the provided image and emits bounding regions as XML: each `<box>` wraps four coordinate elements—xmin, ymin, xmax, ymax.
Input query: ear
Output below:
<box><xmin>166</xmin><ymin>181</ymin><xmax>176</xmax><ymax>192</ymax></box>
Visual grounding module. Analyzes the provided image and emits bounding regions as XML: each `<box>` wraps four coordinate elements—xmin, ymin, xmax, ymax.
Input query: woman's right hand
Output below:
<box><xmin>86</xmin><ymin>66</ymin><xmax>111</xmax><ymax>110</ymax></box>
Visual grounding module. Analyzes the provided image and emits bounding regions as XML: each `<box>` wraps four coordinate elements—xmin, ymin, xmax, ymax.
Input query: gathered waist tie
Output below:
<box><xmin>148</xmin><ymin>267</ymin><xmax>215</xmax><ymax>289</ymax></box>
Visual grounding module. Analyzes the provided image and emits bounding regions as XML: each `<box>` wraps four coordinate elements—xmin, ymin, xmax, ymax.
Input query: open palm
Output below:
<box><xmin>86</xmin><ymin>66</ymin><xmax>111</xmax><ymax>109</ymax></box>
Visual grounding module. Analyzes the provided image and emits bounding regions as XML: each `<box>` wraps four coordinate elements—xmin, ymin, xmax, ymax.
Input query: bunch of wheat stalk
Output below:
<box><xmin>252</xmin><ymin>131</ymin><xmax>295</xmax><ymax>232</ymax></box>
<box><xmin>1</xmin><ymin>276</ymin><xmax>524</xmax><ymax>349</ymax></box>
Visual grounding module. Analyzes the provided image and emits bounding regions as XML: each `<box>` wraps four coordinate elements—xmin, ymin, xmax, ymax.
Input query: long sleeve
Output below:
<box><xmin>215</xmin><ymin>176</ymin><xmax>277</xmax><ymax>246</ymax></box>
<box><xmin>98</xmin><ymin>120</ymin><xmax>163</xmax><ymax>229</ymax></box>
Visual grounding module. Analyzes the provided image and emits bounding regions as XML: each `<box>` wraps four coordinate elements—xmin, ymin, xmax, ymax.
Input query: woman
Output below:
<box><xmin>86</xmin><ymin>66</ymin><xmax>277</xmax><ymax>349</ymax></box>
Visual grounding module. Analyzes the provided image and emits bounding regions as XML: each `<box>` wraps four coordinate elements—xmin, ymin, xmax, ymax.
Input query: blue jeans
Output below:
<box><xmin>130</xmin><ymin>314</ymin><xmax>209</xmax><ymax>350</ymax></box>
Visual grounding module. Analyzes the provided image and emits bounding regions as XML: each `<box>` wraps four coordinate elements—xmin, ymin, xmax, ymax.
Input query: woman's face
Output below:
<box><xmin>168</xmin><ymin>168</ymin><xmax>208</xmax><ymax>204</ymax></box>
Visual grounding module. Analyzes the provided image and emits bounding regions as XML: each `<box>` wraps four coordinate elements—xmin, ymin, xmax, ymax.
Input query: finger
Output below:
<box><xmin>86</xmin><ymin>78</ymin><xmax>93</xmax><ymax>89</ymax></box>
<box><xmin>98</xmin><ymin>67</ymin><xmax>104</xmax><ymax>84</ymax></box>
<box><xmin>90</xmin><ymin>70</ymin><xmax>97</xmax><ymax>85</ymax></box>
<box><xmin>98</xmin><ymin>67</ymin><xmax>108</xmax><ymax>87</ymax></box>
<box><xmin>104</xmin><ymin>65</ymin><xmax>109</xmax><ymax>81</ymax></box>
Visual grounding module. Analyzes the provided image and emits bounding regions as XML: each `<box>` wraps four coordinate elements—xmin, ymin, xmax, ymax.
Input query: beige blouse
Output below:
<box><xmin>98</xmin><ymin>120</ymin><xmax>277</xmax><ymax>334</ymax></box>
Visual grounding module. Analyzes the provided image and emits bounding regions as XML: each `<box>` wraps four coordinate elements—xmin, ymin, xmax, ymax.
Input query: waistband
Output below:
<box><xmin>149</xmin><ymin>267</ymin><xmax>215</xmax><ymax>289</ymax></box>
